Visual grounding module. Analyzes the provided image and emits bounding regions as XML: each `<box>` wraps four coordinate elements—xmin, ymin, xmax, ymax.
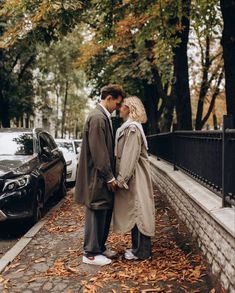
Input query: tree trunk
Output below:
<box><xmin>61</xmin><ymin>79</ymin><xmax>69</xmax><ymax>138</ymax></box>
<box><xmin>0</xmin><ymin>48</ymin><xmax>10</xmax><ymax>128</ymax></box>
<box><xmin>55</xmin><ymin>90</ymin><xmax>60</xmax><ymax>138</ymax></box>
<box><xmin>213</xmin><ymin>113</ymin><xmax>218</xmax><ymax>130</ymax></box>
<box><xmin>195</xmin><ymin>36</ymin><xmax>211</xmax><ymax>130</ymax></box>
<box><xmin>0</xmin><ymin>93</ymin><xmax>10</xmax><ymax>127</ymax></box>
<box><xmin>199</xmin><ymin>69</ymin><xmax>224</xmax><ymax>129</ymax></box>
<box><xmin>172</xmin><ymin>0</ymin><xmax>192</xmax><ymax>130</ymax></box>
<box><xmin>160</xmin><ymin>93</ymin><xmax>175</xmax><ymax>132</ymax></box>
<box><xmin>143</xmin><ymin>81</ymin><xmax>159</xmax><ymax>135</ymax></box>
<box><xmin>220</xmin><ymin>0</ymin><xmax>235</xmax><ymax>127</ymax></box>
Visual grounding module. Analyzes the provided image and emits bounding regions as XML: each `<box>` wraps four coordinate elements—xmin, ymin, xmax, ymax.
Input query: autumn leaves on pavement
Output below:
<box><xmin>0</xmin><ymin>189</ymin><xmax>222</xmax><ymax>293</ymax></box>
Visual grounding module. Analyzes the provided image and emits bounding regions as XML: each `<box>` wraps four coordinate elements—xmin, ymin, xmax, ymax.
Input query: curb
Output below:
<box><xmin>0</xmin><ymin>197</ymin><xmax>66</xmax><ymax>274</ymax></box>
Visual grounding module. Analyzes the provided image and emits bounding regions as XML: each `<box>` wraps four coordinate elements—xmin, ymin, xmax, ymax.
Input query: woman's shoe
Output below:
<box><xmin>103</xmin><ymin>248</ymin><xmax>117</xmax><ymax>259</ymax></box>
<box><xmin>124</xmin><ymin>250</ymin><xmax>138</xmax><ymax>260</ymax></box>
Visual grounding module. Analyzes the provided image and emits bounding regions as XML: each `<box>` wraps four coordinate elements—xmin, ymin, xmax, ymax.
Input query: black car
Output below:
<box><xmin>0</xmin><ymin>128</ymin><xmax>66</xmax><ymax>223</ymax></box>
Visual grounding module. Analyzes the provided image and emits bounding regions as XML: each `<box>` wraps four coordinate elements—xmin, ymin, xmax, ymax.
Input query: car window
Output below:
<box><xmin>0</xmin><ymin>132</ymin><xmax>33</xmax><ymax>155</ymax></box>
<box><xmin>44</xmin><ymin>133</ymin><xmax>57</xmax><ymax>150</ymax></box>
<box><xmin>39</xmin><ymin>133</ymin><xmax>57</xmax><ymax>151</ymax></box>
<box><xmin>56</xmin><ymin>141</ymin><xmax>74</xmax><ymax>154</ymax></box>
<box><xmin>39</xmin><ymin>133</ymin><xmax>50</xmax><ymax>151</ymax></box>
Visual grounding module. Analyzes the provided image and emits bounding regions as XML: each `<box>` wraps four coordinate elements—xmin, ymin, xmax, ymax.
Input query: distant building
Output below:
<box><xmin>10</xmin><ymin>102</ymin><xmax>57</xmax><ymax>137</ymax></box>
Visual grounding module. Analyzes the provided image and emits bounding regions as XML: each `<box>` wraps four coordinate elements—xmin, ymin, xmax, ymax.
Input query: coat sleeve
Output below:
<box><xmin>88</xmin><ymin>115</ymin><xmax>114</xmax><ymax>182</ymax></box>
<box><xmin>117</xmin><ymin>126</ymin><xmax>141</xmax><ymax>189</ymax></box>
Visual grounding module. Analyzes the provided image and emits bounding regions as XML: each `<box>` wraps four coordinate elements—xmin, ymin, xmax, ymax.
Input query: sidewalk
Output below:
<box><xmin>0</xmin><ymin>188</ymin><xmax>222</xmax><ymax>293</ymax></box>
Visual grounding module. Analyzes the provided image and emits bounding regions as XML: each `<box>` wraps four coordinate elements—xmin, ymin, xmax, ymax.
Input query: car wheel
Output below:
<box><xmin>32</xmin><ymin>188</ymin><xmax>44</xmax><ymax>224</ymax></box>
<box><xmin>58</xmin><ymin>172</ymin><xmax>66</xmax><ymax>199</ymax></box>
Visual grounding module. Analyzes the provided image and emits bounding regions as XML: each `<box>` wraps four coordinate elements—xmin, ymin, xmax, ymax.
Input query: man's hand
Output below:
<box><xmin>107</xmin><ymin>180</ymin><xmax>118</xmax><ymax>192</ymax></box>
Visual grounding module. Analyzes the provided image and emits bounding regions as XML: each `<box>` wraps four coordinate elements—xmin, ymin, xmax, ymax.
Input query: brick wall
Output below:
<box><xmin>150</xmin><ymin>157</ymin><xmax>235</xmax><ymax>293</ymax></box>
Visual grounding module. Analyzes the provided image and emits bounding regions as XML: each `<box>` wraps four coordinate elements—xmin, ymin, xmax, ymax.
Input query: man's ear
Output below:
<box><xmin>106</xmin><ymin>95</ymin><xmax>113</xmax><ymax>101</ymax></box>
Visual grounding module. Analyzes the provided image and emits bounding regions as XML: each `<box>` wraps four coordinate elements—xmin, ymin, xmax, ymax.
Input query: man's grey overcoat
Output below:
<box><xmin>74</xmin><ymin>105</ymin><xmax>115</xmax><ymax>210</ymax></box>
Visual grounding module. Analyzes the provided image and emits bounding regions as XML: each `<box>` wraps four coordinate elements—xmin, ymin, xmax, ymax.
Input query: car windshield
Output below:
<box><xmin>57</xmin><ymin>142</ymin><xmax>74</xmax><ymax>154</ymax></box>
<box><xmin>0</xmin><ymin>132</ymin><xmax>33</xmax><ymax>155</ymax></box>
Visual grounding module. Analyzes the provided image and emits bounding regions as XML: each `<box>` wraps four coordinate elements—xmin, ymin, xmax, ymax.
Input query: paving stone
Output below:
<box><xmin>42</xmin><ymin>281</ymin><xmax>53</xmax><ymax>290</ymax></box>
<box><xmin>4</xmin><ymin>270</ymin><xmax>25</xmax><ymax>279</ymax></box>
<box><xmin>32</xmin><ymin>263</ymin><xmax>49</xmax><ymax>272</ymax></box>
<box><xmin>52</xmin><ymin>283</ymin><xmax>68</xmax><ymax>291</ymax></box>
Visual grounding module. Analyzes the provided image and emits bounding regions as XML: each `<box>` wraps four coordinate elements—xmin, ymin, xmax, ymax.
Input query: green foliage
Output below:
<box><xmin>0</xmin><ymin>0</ymin><xmax>84</xmax><ymax>47</ymax></box>
<box><xmin>36</xmin><ymin>29</ymin><xmax>88</xmax><ymax>137</ymax></box>
<box><xmin>0</xmin><ymin>0</ymin><xmax>225</xmax><ymax>132</ymax></box>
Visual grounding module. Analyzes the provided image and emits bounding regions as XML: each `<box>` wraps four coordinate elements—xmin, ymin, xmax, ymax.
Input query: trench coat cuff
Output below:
<box><xmin>117</xmin><ymin>175</ymin><xmax>129</xmax><ymax>189</ymax></box>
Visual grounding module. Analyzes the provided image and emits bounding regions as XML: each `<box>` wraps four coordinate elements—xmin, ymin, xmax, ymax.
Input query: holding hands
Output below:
<box><xmin>107</xmin><ymin>180</ymin><xmax>118</xmax><ymax>192</ymax></box>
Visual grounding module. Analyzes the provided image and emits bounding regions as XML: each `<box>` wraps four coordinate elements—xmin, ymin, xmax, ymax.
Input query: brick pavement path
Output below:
<box><xmin>0</xmin><ymin>188</ymin><xmax>222</xmax><ymax>293</ymax></box>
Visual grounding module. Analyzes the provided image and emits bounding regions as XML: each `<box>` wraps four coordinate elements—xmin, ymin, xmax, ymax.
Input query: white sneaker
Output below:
<box><xmin>124</xmin><ymin>250</ymin><xmax>138</xmax><ymax>260</ymax></box>
<box><xmin>125</xmin><ymin>248</ymin><xmax>132</xmax><ymax>254</ymax></box>
<box><xmin>82</xmin><ymin>255</ymin><xmax>112</xmax><ymax>266</ymax></box>
<box><xmin>103</xmin><ymin>248</ymin><xmax>117</xmax><ymax>259</ymax></box>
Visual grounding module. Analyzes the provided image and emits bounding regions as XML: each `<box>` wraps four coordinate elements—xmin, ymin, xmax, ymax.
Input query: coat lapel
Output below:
<box><xmin>96</xmin><ymin>104</ymin><xmax>114</xmax><ymax>140</ymax></box>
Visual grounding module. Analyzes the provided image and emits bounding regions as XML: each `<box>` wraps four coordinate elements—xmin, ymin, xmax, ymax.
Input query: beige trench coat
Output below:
<box><xmin>113</xmin><ymin>125</ymin><xmax>155</xmax><ymax>237</ymax></box>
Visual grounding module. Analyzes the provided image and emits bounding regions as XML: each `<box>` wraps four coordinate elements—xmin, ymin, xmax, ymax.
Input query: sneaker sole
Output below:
<box><xmin>82</xmin><ymin>258</ymin><xmax>112</xmax><ymax>266</ymax></box>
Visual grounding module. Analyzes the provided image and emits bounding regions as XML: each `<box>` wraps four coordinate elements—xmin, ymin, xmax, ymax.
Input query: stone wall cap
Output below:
<box><xmin>149</xmin><ymin>155</ymin><xmax>235</xmax><ymax>239</ymax></box>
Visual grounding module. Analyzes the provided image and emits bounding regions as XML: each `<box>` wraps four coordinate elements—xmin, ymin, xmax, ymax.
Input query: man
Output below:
<box><xmin>74</xmin><ymin>84</ymin><xmax>125</xmax><ymax>266</ymax></box>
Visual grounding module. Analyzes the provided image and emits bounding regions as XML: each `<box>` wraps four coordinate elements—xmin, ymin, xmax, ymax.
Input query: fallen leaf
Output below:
<box><xmin>34</xmin><ymin>257</ymin><xmax>46</xmax><ymax>263</ymax></box>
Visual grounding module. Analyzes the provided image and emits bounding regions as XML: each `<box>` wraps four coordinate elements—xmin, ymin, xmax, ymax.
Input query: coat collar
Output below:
<box><xmin>96</xmin><ymin>104</ymin><xmax>109</xmax><ymax>118</ymax></box>
<box><xmin>96</xmin><ymin>104</ymin><xmax>114</xmax><ymax>139</ymax></box>
<box><xmin>98</xmin><ymin>103</ymin><xmax>111</xmax><ymax>118</ymax></box>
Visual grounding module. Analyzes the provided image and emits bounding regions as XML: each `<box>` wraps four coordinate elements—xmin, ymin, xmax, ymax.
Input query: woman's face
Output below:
<box><xmin>119</xmin><ymin>104</ymin><xmax>130</xmax><ymax>120</ymax></box>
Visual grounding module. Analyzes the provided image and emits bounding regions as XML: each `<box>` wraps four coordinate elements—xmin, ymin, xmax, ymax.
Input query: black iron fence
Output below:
<box><xmin>147</xmin><ymin>116</ymin><xmax>235</xmax><ymax>207</ymax></box>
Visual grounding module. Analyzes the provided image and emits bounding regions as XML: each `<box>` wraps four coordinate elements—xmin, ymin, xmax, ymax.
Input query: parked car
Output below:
<box><xmin>0</xmin><ymin>128</ymin><xmax>66</xmax><ymax>223</ymax></box>
<box><xmin>55</xmin><ymin>139</ymin><xmax>79</xmax><ymax>184</ymax></box>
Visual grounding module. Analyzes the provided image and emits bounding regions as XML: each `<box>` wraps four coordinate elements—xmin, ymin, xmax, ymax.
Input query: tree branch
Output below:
<box><xmin>18</xmin><ymin>55</ymin><xmax>35</xmax><ymax>81</ymax></box>
<box><xmin>7</xmin><ymin>53</ymin><xmax>21</xmax><ymax>76</ymax></box>
<box><xmin>200</xmin><ymin>68</ymin><xmax>224</xmax><ymax>128</ymax></box>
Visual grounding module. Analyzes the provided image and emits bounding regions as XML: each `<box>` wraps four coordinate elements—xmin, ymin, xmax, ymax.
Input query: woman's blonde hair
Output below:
<box><xmin>123</xmin><ymin>96</ymin><xmax>147</xmax><ymax>123</ymax></box>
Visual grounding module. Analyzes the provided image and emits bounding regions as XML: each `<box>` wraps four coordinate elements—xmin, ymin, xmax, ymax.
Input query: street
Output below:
<box><xmin>0</xmin><ymin>188</ymin><xmax>71</xmax><ymax>259</ymax></box>
<box><xmin>0</xmin><ymin>221</ymin><xmax>32</xmax><ymax>257</ymax></box>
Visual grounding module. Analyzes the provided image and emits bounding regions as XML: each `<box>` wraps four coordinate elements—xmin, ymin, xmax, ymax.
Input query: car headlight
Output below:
<box><xmin>3</xmin><ymin>175</ymin><xmax>30</xmax><ymax>193</ymax></box>
<box><xmin>66</xmin><ymin>160</ymin><xmax>72</xmax><ymax>166</ymax></box>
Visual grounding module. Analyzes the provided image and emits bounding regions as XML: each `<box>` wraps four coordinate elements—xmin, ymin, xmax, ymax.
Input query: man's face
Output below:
<box><xmin>106</xmin><ymin>95</ymin><xmax>123</xmax><ymax>113</ymax></box>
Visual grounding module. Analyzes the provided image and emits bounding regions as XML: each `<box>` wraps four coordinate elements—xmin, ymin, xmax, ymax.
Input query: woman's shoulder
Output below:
<box><xmin>125</xmin><ymin>124</ymin><xmax>141</xmax><ymax>135</ymax></box>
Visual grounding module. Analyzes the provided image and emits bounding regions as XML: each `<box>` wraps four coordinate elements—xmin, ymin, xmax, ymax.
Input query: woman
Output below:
<box><xmin>113</xmin><ymin>96</ymin><xmax>155</xmax><ymax>260</ymax></box>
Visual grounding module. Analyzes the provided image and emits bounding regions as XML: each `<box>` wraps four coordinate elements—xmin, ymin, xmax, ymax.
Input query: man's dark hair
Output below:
<box><xmin>101</xmin><ymin>84</ymin><xmax>126</xmax><ymax>100</ymax></box>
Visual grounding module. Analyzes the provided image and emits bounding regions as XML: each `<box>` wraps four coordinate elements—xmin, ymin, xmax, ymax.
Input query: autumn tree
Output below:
<box><xmin>220</xmin><ymin>0</ymin><xmax>235</xmax><ymax>127</ymax></box>
<box><xmin>0</xmin><ymin>23</ymin><xmax>36</xmax><ymax>127</ymax></box>
<box><xmin>36</xmin><ymin>30</ymin><xmax>88</xmax><ymax>138</ymax></box>
<box><xmin>190</xmin><ymin>0</ymin><xmax>224</xmax><ymax>130</ymax></box>
<box><xmin>0</xmin><ymin>0</ymin><xmax>84</xmax><ymax>128</ymax></box>
<box><xmin>77</xmin><ymin>0</ymin><xmax>195</xmax><ymax>133</ymax></box>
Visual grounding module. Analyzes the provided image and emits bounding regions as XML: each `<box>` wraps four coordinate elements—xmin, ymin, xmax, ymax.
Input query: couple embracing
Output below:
<box><xmin>75</xmin><ymin>84</ymin><xmax>155</xmax><ymax>266</ymax></box>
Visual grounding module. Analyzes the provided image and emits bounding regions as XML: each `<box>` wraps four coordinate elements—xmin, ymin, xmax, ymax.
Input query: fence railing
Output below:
<box><xmin>147</xmin><ymin>116</ymin><xmax>235</xmax><ymax>207</ymax></box>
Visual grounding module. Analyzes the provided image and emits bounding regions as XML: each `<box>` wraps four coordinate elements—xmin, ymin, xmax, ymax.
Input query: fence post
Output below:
<box><xmin>222</xmin><ymin>115</ymin><xmax>233</xmax><ymax>207</ymax></box>
<box><xmin>172</xmin><ymin>124</ymin><xmax>178</xmax><ymax>171</ymax></box>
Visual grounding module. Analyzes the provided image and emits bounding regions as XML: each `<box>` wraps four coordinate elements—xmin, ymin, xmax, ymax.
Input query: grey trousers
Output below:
<box><xmin>131</xmin><ymin>225</ymin><xmax>152</xmax><ymax>260</ymax></box>
<box><xmin>83</xmin><ymin>207</ymin><xmax>112</xmax><ymax>257</ymax></box>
